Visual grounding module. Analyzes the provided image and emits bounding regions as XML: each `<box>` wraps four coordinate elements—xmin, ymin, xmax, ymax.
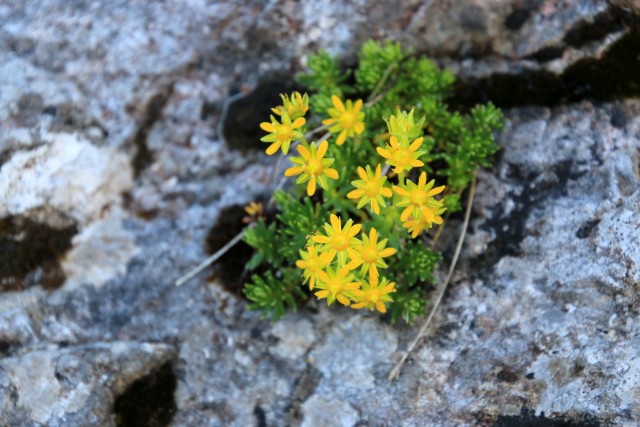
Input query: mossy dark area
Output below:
<box><xmin>452</xmin><ymin>32</ymin><xmax>640</xmax><ymax>109</ymax></box>
<box><xmin>220</xmin><ymin>80</ymin><xmax>301</xmax><ymax>151</ymax></box>
<box><xmin>0</xmin><ymin>215</ymin><xmax>77</xmax><ymax>291</ymax></box>
<box><xmin>493</xmin><ymin>408</ymin><xmax>601</xmax><ymax>427</ymax></box>
<box><xmin>113</xmin><ymin>362</ymin><xmax>177</xmax><ymax>427</ymax></box>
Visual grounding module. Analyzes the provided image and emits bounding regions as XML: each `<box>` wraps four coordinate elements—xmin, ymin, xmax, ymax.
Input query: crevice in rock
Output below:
<box><xmin>503</xmin><ymin>2</ymin><xmax>541</xmax><ymax>32</ymax></box>
<box><xmin>492</xmin><ymin>407</ymin><xmax>601</xmax><ymax>427</ymax></box>
<box><xmin>515</xmin><ymin>4</ymin><xmax>636</xmax><ymax>63</ymax></box>
<box><xmin>452</xmin><ymin>31</ymin><xmax>640</xmax><ymax>110</ymax></box>
<box><xmin>0</xmin><ymin>214</ymin><xmax>78</xmax><ymax>292</ymax></box>
<box><xmin>113</xmin><ymin>361</ymin><xmax>177</xmax><ymax>427</ymax></box>
<box><xmin>253</xmin><ymin>404</ymin><xmax>268</xmax><ymax>427</ymax></box>
<box><xmin>563</xmin><ymin>6</ymin><xmax>635</xmax><ymax>49</ymax></box>
<box><xmin>285</xmin><ymin>364</ymin><xmax>322</xmax><ymax>426</ymax></box>
<box><xmin>205</xmin><ymin>204</ymin><xmax>254</xmax><ymax>295</ymax></box>
<box><xmin>575</xmin><ymin>219</ymin><xmax>601</xmax><ymax>239</ymax></box>
<box><xmin>131</xmin><ymin>85</ymin><xmax>175</xmax><ymax>178</ymax></box>
<box><xmin>219</xmin><ymin>79</ymin><xmax>302</xmax><ymax>152</ymax></box>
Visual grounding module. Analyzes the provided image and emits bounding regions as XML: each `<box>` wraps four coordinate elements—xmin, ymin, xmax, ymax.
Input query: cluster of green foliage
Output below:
<box><xmin>243</xmin><ymin>40</ymin><xmax>503</xmax><ymax>322</ymax></box>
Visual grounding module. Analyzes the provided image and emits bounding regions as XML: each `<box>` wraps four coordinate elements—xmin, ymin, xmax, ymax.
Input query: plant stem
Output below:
<box><xmin>175</xmin><ymin>226</ymin><xmax>251</xmax><ymax>286</ymax></box>
<box><xmin>366</xmin><ymin>63</ymin><xmax>397</xmax><ymax>107</ymax></box>
<box><xmin>388</xmin><ymin>171</ymin><xmax>477</xmax><ymax>382</ymax></box>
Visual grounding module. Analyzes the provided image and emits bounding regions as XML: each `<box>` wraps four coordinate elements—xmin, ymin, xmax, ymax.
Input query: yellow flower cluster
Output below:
<box><xmin>346</xmin><ymin>110</ymin><xmax>447</xmax><ymax>239</ymax></box>
<box><xmin>297</xmin><ymin>214</ymin><xmax>396</xmax><ymax>313</ymax></box>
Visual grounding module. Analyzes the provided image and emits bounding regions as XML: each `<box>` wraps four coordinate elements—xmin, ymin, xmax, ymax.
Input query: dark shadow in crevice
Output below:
<box><xmin>0</xmin><ymin>214</ymin><xmax>78</xmax><ymax>292</ymax></box>
<box><xmin>113</xmin><ymin>362</ymin><xmax>177</xmax><ymax>427</ymax></box>
<box><xmin>493</xmin><ymin>407</ymin><xmax>601</xmax><ymax>427</ymax></box>
<box><xmin>451</xmin><ymin>32</ymin><xmax>640</xmax><ymax>110</ymax></box>
<box><xmin>220</xmin><ymin>79</ymin><xmax>303</xmax><ymax>152</ymax></box>
<box><xmin>205</xmin><ymin>205</ymin><xmax>255</xmax><ymax>295</ymax></box>
<box><xmin>131</xmin><ymin>85</ymin><xmax>175</xmax><ymax>178</ymax></box>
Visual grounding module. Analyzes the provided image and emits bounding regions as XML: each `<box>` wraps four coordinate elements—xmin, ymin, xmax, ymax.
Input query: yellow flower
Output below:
<box><xmin>296</xmin><ymin>245</ymin><xmax>332</xmax><ymax>290</ymax></box>
<box><xmin>322</xmin><ymin>95</ymin><xmax>366</xmax><ymax>146</ymax></box>
<box><xmin>393</xmin><ymin>171</ymin><xmax>446</xmax><ymax>221</ymax></box>
<box><xmin>244</xmin><ymin>201</ymin><xmax>263</xmax><ymax>217</ymax></box>
<box><xmin>271</xmin><ymin>92</ymin><xmax>309</xmax><ymax>120</ymax></box>
<box><xmin>376</xmin><ymin>135</ymin><xmax>425</xmax><ymax>174</ymax></box>
<box><xmin>348</xmin><ymin>227</ymin><xmax>396</xmax><ymax>282</ymax></box>
<box><xmin>260</xmin><ymin>113</ymin><xmax>305</xmax><ymax>155</ymax></box>
<box><xmin>346</xmin><ymin>164</ymin><xmax>392</xmax><ymax>214</ymax></box>
<box><xmin>284</xmin><ymin>140</ymin><xmax>339</xmax><ymax>196</ymax></box>
<box><xmin>351</xmin><ymin>276</ymin><xmax>396</xmax><ymax>313</ymax></box>
<box><xmin>402</xmin><ymin>205</ymin><xmax>446</xmax><ymax>238</ymax></box>
<box><xmin>311</xmin><ymin>214</ymin><xmax>361</xmax><ymax>266</ymax></box>
<box><xmin>314</xmin><ymin>266</ymin><xmax>360</xmax><ymax>306</ymax></box>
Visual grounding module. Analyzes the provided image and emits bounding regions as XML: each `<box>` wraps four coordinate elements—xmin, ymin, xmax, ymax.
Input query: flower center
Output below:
<box><xmin>366</xmin><ymin>289</ymin><xmax>381</xmax><ymax>304</ymax></box>
<box><xmin>364</xmin><ymin>181</ymin><xmax>379</xmax><ymax>197</ymax></box>
<box><xmin>306</xmin><ymin>158</ymin><xmax>323</xmax><ymax>176</ymax></box>
<box><xmin>397</xmin><ymin>148</ymin><xmax>411</xmax><ymax>165</ymax></box>
<box><xmin>327</xmin><ymin>278</ymin><xmax>343</xmax><ymax>295</ymax></box>
<box><xmin>339</xmin><ymin>111</ymin><xmax>356</xmax><ymax>129</ymax></box>
<box><xmin>276</xmin><ymin>124</ymin><xmax>292</xmax><ymax>142</ymax></box>
<box><xmin>409</xmin><ymin>189</ymin><xmax>428</xmax><ymax>206</ymax></box>
<box><xmin>332</xmin><ymin>233</ymin><xmax>349</xmax><ymax>251</ymax></box>
<box><xmin>361</xmin><ymin>246</ymin><xmax>378</xmax><ymax>264</ymax></box>
<box><xmin>306</xmin><ymin>256</ymin><xmax>321</xmax><ymax>272</ymax></box>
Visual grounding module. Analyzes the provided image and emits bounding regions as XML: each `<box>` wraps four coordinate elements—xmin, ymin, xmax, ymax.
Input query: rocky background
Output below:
<box><xmin>1</xmin><ymin>1</ymin><xmax>639</xmax><ymax>426</ymax></box>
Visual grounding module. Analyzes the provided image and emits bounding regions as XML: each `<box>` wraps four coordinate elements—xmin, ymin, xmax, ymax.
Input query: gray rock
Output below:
<box><xmin>0</xmin><ymin>1</ymin><xmax>639</xmax><ymax>426</ymax></box>
<box><xmin>0</xmin><ymin>342</ymin><xmax>175</xmax><ymax>426</ymax></box>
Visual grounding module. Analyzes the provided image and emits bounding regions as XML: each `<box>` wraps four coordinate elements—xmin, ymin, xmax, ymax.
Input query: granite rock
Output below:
<box><xmin>0</xmin><ymin>1</ymin><xmax>639</xmax><ymax>426</ymax></box>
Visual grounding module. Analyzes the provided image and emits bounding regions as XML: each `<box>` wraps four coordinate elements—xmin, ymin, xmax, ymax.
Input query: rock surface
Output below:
<box><xmin>0</xmin><ymin>1</ymin><xmax>639</xmax><ymax>426</ymax></box>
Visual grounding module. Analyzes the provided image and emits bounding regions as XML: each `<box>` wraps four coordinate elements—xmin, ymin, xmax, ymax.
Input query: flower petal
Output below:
<box><xmin>376</xmin><ymin>147</ymin><xmax>391</xmax><ymax>159</ymax></box>
<box><xmin>317</xmin><ymin>140</ymin><xmax>328</xmax><ymax>158</ymax></box>
<box><xmin>347</xmin><ymin>189</ymin><xmax>364</xmax><ymax>199</ymax></box>
<box><xmin>292</xmin><ymin>117</ymin><xmax>306</xmax><ymax>129</ymax></box>
<box><xmin>418</xmin><ymin>172</ymin><xmax>427</xmax><ymax>186</ymax></box>
<box><xmin>330</xmin><ymin>214</ymin><xmax>340</xmax><ymax>230</ymax></box>
<box><xmin>410</xmin><ymin>137</ymin><xmax>424</xmax><ymax>151</ymax></box>
<box><xmin>331</xmin><ymin>95</ymin><xmax>345</xmax><ymax>112</ymax></box>
<box><xmin>260</xmin><ymin>122</ymin><xmax>275</xmax><ymax>132</ymax></box>
<box><xmin>297</xmin><ymin>144</ymin><xmax>310</xmax><ymax>160</ymax></box>
<box><xmin>284</xmin><ymin>166</ymin><xmax>304</xmax><ymax>177</ymax></box>
<box><xmin>265</xmin><ymin>141</ymin><xmax>281</xmax><ymax>155</ymax></box>
<box><xmin>427</xmin><ymin>185</ymin><xmax>446</xmax><ymax>196</ymax></box>
<box><xmin>324</xmin><ymin>168</ymin><xmax>339</xmax><ymax>179</ymax></box>
<box><xmin>307</xmin><ymin>177</ymin><xmax>317</xmax><ymax>196</ymax></box>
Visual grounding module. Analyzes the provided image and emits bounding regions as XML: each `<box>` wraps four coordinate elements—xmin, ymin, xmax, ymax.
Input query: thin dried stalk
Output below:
<box><xmin>388</xmin><ymin>171</ymin><xmax>477</xmax><ymax>382</ymax></box>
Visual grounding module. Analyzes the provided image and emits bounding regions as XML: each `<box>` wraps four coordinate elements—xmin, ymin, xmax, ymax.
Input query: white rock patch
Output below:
<box><xmin>0</xmin><ymin>132</ymin><xmax>132</xmax><ymax>226</ymax></box>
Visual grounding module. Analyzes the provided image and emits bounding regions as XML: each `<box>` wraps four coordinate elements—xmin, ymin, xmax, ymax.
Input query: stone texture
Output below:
<box><xmin>0</xmin><ymin>1</ymin><xmax>639</xmax><ymax>426</ymax></box>
<box><xmin>0</xmin><ymin>342</ymin><xmax>175</xmax><ymax>427</ymax></box>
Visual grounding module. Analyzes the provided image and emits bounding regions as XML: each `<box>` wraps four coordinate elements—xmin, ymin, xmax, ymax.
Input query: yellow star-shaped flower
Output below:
<box><xmin>347</xmin><ymin>164</ymin><xmax>392</xmax><ymax>214</ymax></box>
<box><xmin>284</xmin><ymin>140</ymin><xmax>339</xmax><ymax>196</ymax></box>
<box><xmin>260</xmin><ymin>113</ymin><xmax>305</xmax><ymax>155</ymax></box>
<box><xmin>376</xmin><ymin>135</ymin><xmax>425</xmax><ymax>174</ymax></box>
<box><xmin>322</xmin><ymin>95</ymin><xmax>366</xmax><ymax>146</ymax></box>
